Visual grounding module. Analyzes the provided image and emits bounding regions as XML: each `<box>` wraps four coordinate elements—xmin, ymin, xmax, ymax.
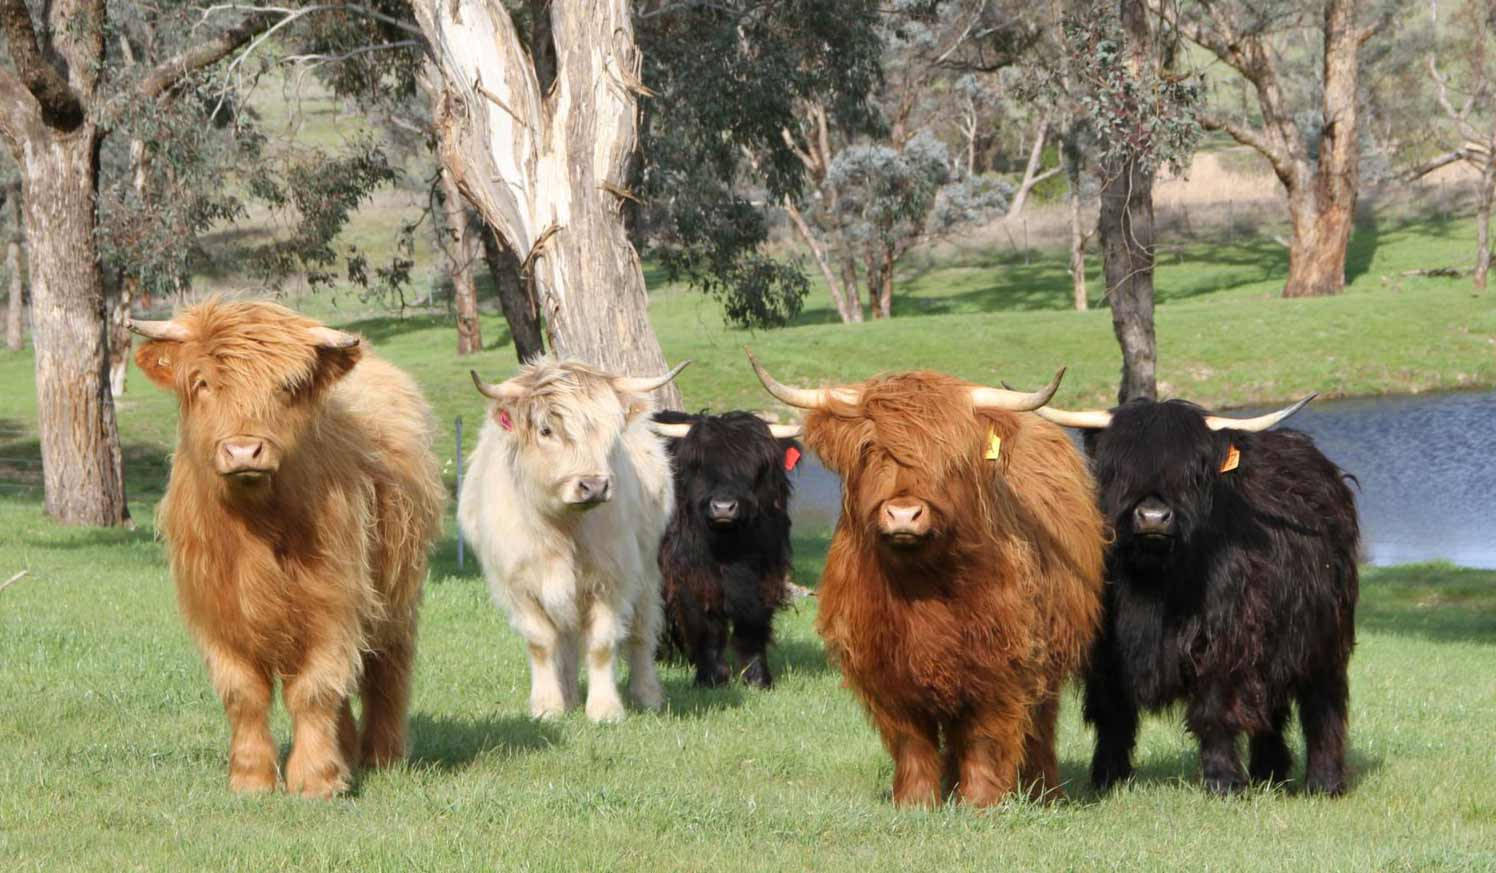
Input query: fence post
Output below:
<box><xmin>455</xmin><ymin>415</ymin><xmax>464</xmax><ymax>571</ymax></box>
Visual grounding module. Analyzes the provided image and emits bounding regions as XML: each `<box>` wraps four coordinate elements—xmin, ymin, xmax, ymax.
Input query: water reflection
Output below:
<box><xmin>788</xmin><ymin>390</ymin><xmax>1496</xmax><ymax>569</ymax></box>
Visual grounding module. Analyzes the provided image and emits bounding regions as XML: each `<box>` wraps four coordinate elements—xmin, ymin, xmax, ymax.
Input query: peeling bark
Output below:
<box><xmin>439</xmin><ymin>167</ymin><xmax>484</xmax><ymax>356</ymax></box>
<box><xmin>414</xmin><ymin>0</ymin><xmax>682</xmax><ymax>408</ymax></box>
<box><xmin>5</xmin><ymin>185</ymin><xmax>22</xmax><ymax>350</ymax></box>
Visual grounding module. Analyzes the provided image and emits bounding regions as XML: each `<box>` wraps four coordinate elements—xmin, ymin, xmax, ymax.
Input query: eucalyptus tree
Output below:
<box><xmin>1164</xmin><ymin>0</ymin><xmax>1396</xmax><ymax>298</ymax></box>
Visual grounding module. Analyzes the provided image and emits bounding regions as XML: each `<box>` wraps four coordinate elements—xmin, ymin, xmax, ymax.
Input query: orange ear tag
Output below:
<box><xmin>1219</xmin><ymin>444</ymin><xmax>1240</xmax><ymax>473</ymax></box>
<box><xmin>784</xmin><ymin>445</ymin><xmax>802</xmax><ymax>472</ymax></box>
<box><xmin>984</xmin><ymin>429</ymin><xmax>1002</xmax><ymax>462</ymax></box>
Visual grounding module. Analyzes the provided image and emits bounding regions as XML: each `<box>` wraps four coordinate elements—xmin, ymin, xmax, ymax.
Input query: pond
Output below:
<box><xmin>787</xmin><ymin>390</ymin><xmax>1496</xmax><ymax>569</ymax></box>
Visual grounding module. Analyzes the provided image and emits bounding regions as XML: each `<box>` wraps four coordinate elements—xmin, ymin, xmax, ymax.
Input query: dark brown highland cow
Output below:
<box><xmin>748</xmin><ymin>352</ymin><xmax>1105</xmax><ymax>807</ymax></box>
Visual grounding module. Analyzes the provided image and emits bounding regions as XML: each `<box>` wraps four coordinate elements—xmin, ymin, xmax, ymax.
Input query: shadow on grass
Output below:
<box><xmin>408</xmin><ymin>712</ymin><xmax>562</xmax><ymax>770</ymax></box>
<box><xmin>1358</xmin><ymin>562</ymin><xmax>1496</xmax><ymax>645</ymax></box>
<box><xmin>660</xmin><ymin>675</ymin><xmax>747</xmax><ymax>718</ymax></box>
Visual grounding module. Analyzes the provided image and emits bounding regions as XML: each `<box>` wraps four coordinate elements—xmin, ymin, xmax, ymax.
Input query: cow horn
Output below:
<box><xmin>470</xmin><ymin>370</ymin><xmax>526</xmax><ymax>401</ymax></box>
<box><xmin>649</xmin><ymin>421</ymin><xmax>693</xmax><ymax>438</ymax></box>
<box><xmin>127</xmin><ymin>318</ymin><xmax>190</xmax><ymax>342</ymax></box>
<box><xmin>612</xmin><ymin>359</ymin><xmax>692</xmax><ymax>395</ymax></box>
<box><xmin>745</xmin><ymin>347</ymin><xmax>861</xmax><ymax>409</ymax></box>
<box><xmin>970</xmin><ymin>367</ymin><xmax>1067</xmax><ymax>412</ymax></box>
<box><xmin>1203</xmin><ymin>394</ymin><xmax>1317</xmax><ymax>432</ymax></box>
<box><xmin>1029</xmin><ymin>406</ymin><xmax>1115</xmax><ymax>429</ymax></box>
<box><xmin>308</xmin><ymin>326</ymin><xmax>360</xmax><ymax>349</ymax></box>
<box><xmin>767</xmin><ymin>423</ymin><xmax>803</xmax><ymax>439</ymax></box>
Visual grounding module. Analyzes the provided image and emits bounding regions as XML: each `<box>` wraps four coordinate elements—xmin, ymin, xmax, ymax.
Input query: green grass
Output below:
<box><xmin>2</xmin><ymin>499</ymin><xmax>1494</xmax><ymax>872</ymax></box>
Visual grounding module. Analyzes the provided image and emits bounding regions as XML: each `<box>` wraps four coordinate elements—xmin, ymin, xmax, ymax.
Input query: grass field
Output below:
<box><xmin>1</xmin><ymin>499</ymin><xmax>1494</xmax><ymax>871</ymax></box>
<box><xmin>2</xmin><ymin>88</ymin><xmax>1495</xmax><ymax>868</ymax></box>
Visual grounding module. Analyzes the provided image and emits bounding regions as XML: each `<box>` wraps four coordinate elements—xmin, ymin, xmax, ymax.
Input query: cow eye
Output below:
<box><xmin>538</xmin><ymin>424</ymin><xmax>553</xmax><ymax>438</ymax></box>
<box><xmin>192</xmin><ymin>378</ymin><xmax>209</xmax><ymax>395</ymax></box>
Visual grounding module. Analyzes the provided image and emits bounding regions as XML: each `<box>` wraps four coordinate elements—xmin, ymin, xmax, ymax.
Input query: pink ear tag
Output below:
<box><xmin>784</xmin><ymin>445</ymin><xmax>802</xmax><ymax>472</ymax></box>
<box><xmin>498</xmin><ymin>409</ymin><xmax>514</xmax><ymax>432</ymax></box>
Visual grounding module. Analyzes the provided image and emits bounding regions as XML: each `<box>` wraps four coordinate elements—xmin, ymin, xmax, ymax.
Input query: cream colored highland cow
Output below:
<box><xmin>131</xmin><ymin>301</ymin><xmax>444</xmax><ymax>798</ymax></box>
<box><xmin>459</xmin><ymin>357</ymin><xmax>686</xmax><ymax>722</ymax></box>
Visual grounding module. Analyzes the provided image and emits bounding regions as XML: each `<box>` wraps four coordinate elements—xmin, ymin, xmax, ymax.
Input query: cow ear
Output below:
<box><xmin>311</xmin><ymin>342</ymin><xmax>363</xmax><ymax>392</ymax></box>
<box><xmin>623</xmin><ymin>396</ymin><xmax>653</xmax><ymax>424</ymax></box>
<box><xmin>134</xmin><ymin>340</ymin><xmax>180</xmax><ymax>390</ymax></box>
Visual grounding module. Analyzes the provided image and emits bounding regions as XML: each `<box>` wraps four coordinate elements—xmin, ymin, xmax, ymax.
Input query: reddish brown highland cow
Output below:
<box><xmin>749</xmin><ymin>353</ymin><xmax>1105</xmax><ymax>807</ymax></box>
<box><xmin>132</xmin><ymin>302</ymin><xmax>445</xmax><ymax>797</ymax></box>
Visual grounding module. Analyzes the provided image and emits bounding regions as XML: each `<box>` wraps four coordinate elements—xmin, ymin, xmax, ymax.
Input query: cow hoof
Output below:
<box><xmin>740</xmin><ymin>659</ymin><xmax>773</xmax><ymax>689</ymax></box>
<box><xmin>1304</xmin><ymin>773</ymin><xmax>1347</xmax><ymax>797</ymax></box>
<box><xmin>1203</xmin><ymin>775</ymin><xmax>1247</xmax><ymax>797</ymax></box>
<box><xmin>530</xmin><ymin>691</ymin><xmax>568</xmax><ymax>720</ymax></box>
<box><xmin>229</xmin><ymin>763</ymin><xmax>278</xmax><ymax>794</ymax></box>
<box><xmin>586</xmin><ymin>694</ymin><xmax>627</xmax><ymax>723</ymax></box>
<box><xmin>286</xmin><ymin>760</ymin><xmax>350</xmax><ymax>799</ymax></box>
<box><xmin>629</xmin><ymin>679</ymin><xmax>665</xmax><ymax>712</ymax></box>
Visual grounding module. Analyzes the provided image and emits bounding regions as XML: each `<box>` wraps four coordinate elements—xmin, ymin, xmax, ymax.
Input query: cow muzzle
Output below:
<box><xmin>215</xmin><ymin>437</ymin><xmax>277</xmax><ymax>481</ymax></box>
<box><xmin>707</xmin><ymin>497</ymin><xmax>740</xmax><ymax>527</ymax></box>
<box><xmin>1132</xmin><ymin>498</ymin><xmax>1175</xmax><ymax>541</ymax></box>
<box><xmin>564</xmin><ymin>475</ymin><xmax>612</xmax><ymax>509</ymax></box>
<box><xmin>879</xmin><ymin>499</ymin><xmax>932</xmax><ymax>547</ymax></box>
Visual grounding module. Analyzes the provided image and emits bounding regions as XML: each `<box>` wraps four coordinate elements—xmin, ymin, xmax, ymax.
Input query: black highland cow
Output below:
<box><xmin>1035</xmin><ymin>395</ymin><xmax>1359</xmax><ymax>796</ymax></box>
<box><xmin>652</xmin><ymin>410</ymin><xmax>801</xmax><ymax>688</ymax></box>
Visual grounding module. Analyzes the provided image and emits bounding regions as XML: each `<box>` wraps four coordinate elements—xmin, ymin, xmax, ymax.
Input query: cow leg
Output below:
<box><xmin>1083</xmin><ymin>656</ymin><xmax>1139</xmax><ymax>793</ymax></box>
<box><xmin>729</xmin><ymin>611</ymin><xmax>774</xmax><ymax>690</ymax></box>
<box><xmin>511</xmin><ymin>594</ymin><xmax>570</xmax><ymax>720</ymax></box>
<box><xmin>359</xmin><ymin>632</ymin><xmax>415</xmax><ymax>768</ymax></box>
<box><xmin>871</xmin><ymin>705</ymin><xmax>942</xmax><ymax>808</ymax></box>
<box><xmin>1248</xmin><ymin>704</ymin><xmax>1293</xmax><ymax>787</ymax></box>
<box><xmin>582</xmin><ymin>600</ymin><xmax>628</xmax><ymax>723</ymax></box>
<box><xmin>624</xmin><ymin>587</ymin><xmax>665</xmax><ymax>711</ymax></box>
<box><xmin>1298</xmin><ymin>669</ymin><xmax>1350</xmax><ymax>796</ymax></box>
<box><xmin>951</xmin><ymin>701</ymin><xmax>1028</xmax><ymax>807</ymax></box>
<box><xmin>206</xmin><ymin>648</ymin><xmax>278</xmax><ymax>793</ymax></box>
<box><xmin>283</xmin><ymin>652</ymin><xmax>357</xmax><ymax>799</ymax></box>
<box><xmin>557</xmin><ymin>628</ymin><xmax>581</xmax><ymax>711</ymax></box>
<box><xmin>1018</xmin><ymin>694</ymin><xmax>1064</xmax><ymax>802</ymax></box>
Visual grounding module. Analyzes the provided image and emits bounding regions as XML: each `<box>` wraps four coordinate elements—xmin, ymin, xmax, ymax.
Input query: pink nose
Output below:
<box><xmin>880</xmin><ymin>499</ymin><xmax>931</xmax><ymax>540</ymax></box>
<box><xmin>218</xmin><ymin>438</ymin><xmax>266</xmax><ymax>473</ymax></box>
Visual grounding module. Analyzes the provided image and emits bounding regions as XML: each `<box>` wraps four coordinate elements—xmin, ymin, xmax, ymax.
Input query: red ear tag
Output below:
<box><xmin>498</xmin><ymin>409</ymin><xmax>514</xmax><ymax>432</ymax></box>
<box><xmin>784</xmin><ymin>445</ymin><xmax>802</xmax><ymax>472</ymax></box>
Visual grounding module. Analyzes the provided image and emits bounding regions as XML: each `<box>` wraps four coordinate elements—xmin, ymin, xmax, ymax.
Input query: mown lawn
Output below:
<box><xmin>1</xmin><ymin>498</ymin><xmax>1493</xmax><ymax>871</ymax></box>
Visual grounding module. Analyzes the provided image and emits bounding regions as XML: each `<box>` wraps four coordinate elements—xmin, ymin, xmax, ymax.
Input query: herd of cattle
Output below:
<box><xmin>127</xmin><ymin>300</ymin><xmax>1360</xmax><ymax>805</ymax></box>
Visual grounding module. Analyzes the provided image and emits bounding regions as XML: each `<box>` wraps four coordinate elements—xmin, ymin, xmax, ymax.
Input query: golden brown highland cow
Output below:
<box><xmin>131</xmin><ymin>302</ymin><xmax>444</xmax><ymax>798</ymax></box>
<box><xmin>749</xmin><ymin>352</ymin><xmax>1105</xmax><ymax>807</ymax></box>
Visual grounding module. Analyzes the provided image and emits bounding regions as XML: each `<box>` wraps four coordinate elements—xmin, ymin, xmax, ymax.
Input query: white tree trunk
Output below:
<box><xmin>413</xmin><ymin>0</ymin><xmax>681</xmax><ymax>407</ymax></box>
<box><xmin>5</xmin><ymin>231</ymin><xmax>21</xmax><ymax>351</ymax></box>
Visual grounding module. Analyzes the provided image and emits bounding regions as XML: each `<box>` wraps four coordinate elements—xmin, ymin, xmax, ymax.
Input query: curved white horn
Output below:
<box><xmin>1204</xmin><ymin>394</ymin><xmax>1316</xmax><ymax>432</ymax></box>
<box><xmin>127</xmin><ymin>318</ymin><xmax>190</xmax><ymax>342</ymax></box>
<box><xmin>744</xmin><ymin>347</ymin><xmax>860</xmax><ymax>409</ymax></box>
<box><xmin>612</xmin><ymin>359</ymin><xmax>692</xmax><ymax>395</ymax></box>
<box><xmin>308</xmin><ymin>326</ymin><xmax>360</xmax><ymax>349</ymax></box>
<box><xmin>470</xmin><ymin>369</ymin><xmax>526</xmax><ymax>401</ymax></box>
<box><xmin>970</xmin><ymin>367</ymin><xmax>1067</xmax><ymax>412</ymax></box>
<box><xmin>649</xmin><ymin>421</ymin><xmax>693</xmax><ymax>438</ymax></box>
<box><xmin>1030</xmin><ymin>406</ymin><xmax>1115</xmax><ymax>429</ymax></box>
<box><xmin>767</xmin><ymin>423</ymin><xmax>803</xmax><ymax>439</ymax></box>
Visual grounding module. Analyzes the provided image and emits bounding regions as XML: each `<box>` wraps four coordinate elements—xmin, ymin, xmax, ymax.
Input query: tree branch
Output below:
<box><xmin>0</xmin><ymin>0</ymin><xmax>84</xmax><ymax>129</ymax></box>
<box><xmin>1400</xmin><ymin>148</ymin><xmax>1471</xmax><ymax>182</ymax></box>
<box><xmin>138</xmin><ymin>12</ymin><xmax>280</xmax><ymax>99</ymax></box>
<box><xmin>1197</xmin><ymin>111</ymin><xmax>1293</xmax><ymax>181</ymax></box>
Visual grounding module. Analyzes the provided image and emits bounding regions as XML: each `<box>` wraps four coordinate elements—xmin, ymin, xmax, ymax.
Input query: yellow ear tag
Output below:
<box><xmin>985</xmin><ymin>429</ymin><xmax>1002</xmax><ymax>462</ymax></box>
<box><xmin>1219</xmin><ymin>444</ymin><xmax>1240</xmax><ymax>473</ymax></box>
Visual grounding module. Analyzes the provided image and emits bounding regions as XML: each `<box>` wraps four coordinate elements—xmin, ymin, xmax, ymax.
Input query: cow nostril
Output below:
<box><xmin>909</xmin><ymin>504</ymin><xmax>922</xmax><ymax>521</ymax></box>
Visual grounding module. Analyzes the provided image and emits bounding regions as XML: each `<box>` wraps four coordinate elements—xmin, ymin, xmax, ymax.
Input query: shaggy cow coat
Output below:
<box><xmin>805</xmin><ymin>372</ymin><xmax>1105</xmax><ymax>807</ymax></box>
<box><xmin>653</xmin><ymin>410</ymin><xmax>796</xmax><ymax>688</ymax></box>
<box><xmin>1079</xmin><ymin>399</ymin><xmax>1359</xmax><ymax>796</ymax></box>
<box><xmin>136</xmin><ymin>301</ymin><xmax>445</xmax><ymax>798</ymax></box>
<box><xmin>458</xmin><ymin>359</ymin><xmax>674</xmax><ymax>722</ymax></box>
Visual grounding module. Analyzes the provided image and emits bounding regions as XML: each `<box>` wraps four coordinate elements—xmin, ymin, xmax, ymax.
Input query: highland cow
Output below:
<box><xmin>1033</xmin><ymin>396</ymin><xmax>1359</xmax><ymax>796</ymax></box>
<box><xmin>748</xmin><ymin>352</ymin><xmax>1105</xmax><ymax>807</ymax></box>
<box><xmin>651</xmin><ymin>410</ymin><xmax>803</xmax><ymax>688</ymax></box>
<box><xmin>131</xmin><ymin>302</ymin><xmax>445</xmax><ymax>798</ymax></box>
<box><xmin>458</xmin><ymin>357</ymin><xmax>686</xmax><ymax>722</ymax></box>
